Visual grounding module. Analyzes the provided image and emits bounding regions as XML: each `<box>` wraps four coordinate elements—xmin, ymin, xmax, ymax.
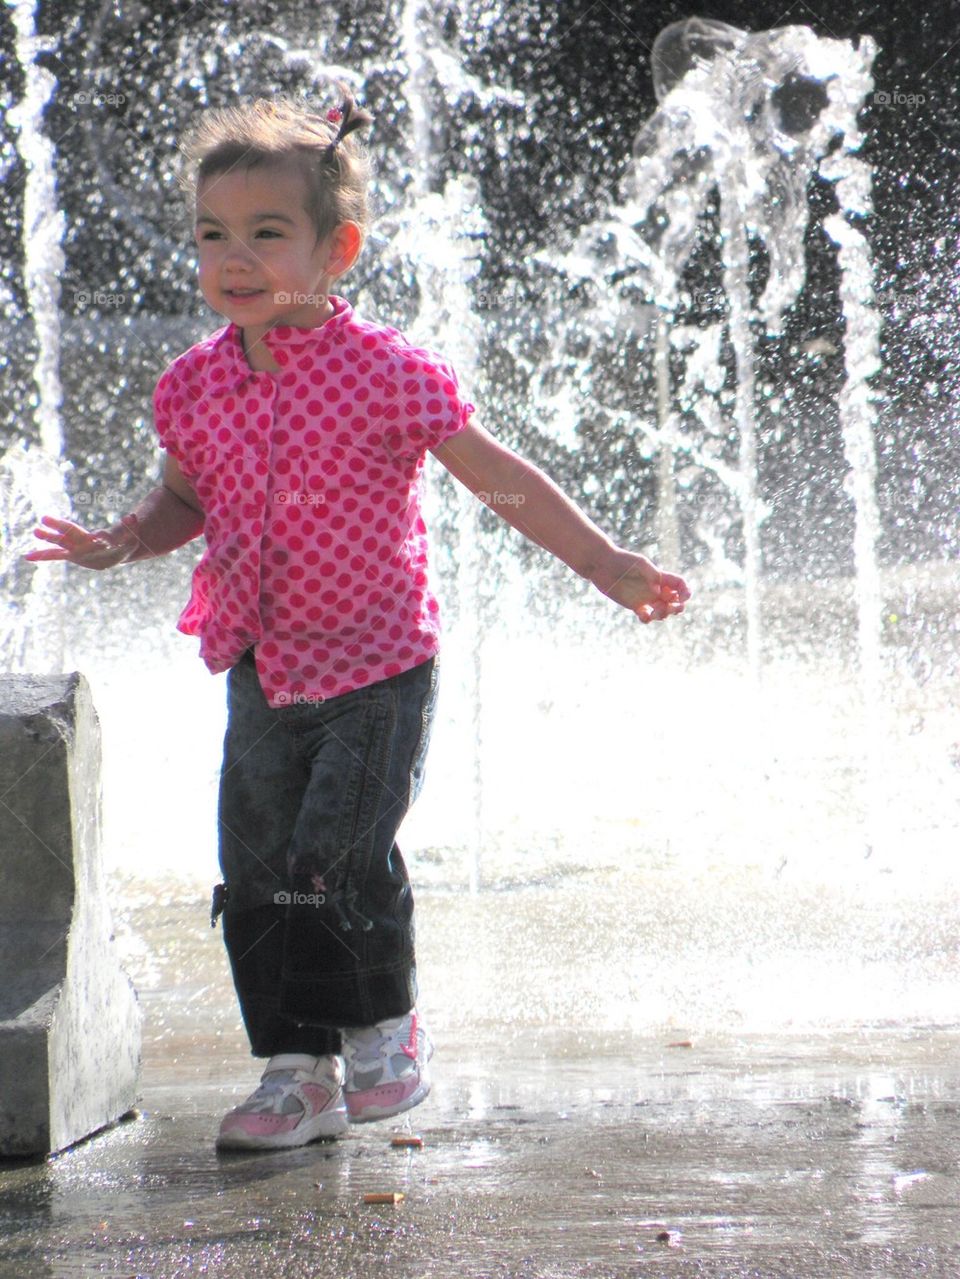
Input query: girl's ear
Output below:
<box><xmin>325</xmin><ymin>221</ymin><xmax>363</xmax><ymax>278</ymax></box>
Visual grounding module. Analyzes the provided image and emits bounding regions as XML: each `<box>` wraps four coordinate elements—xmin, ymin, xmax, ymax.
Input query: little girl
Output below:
<box><xmin>27</xmin><ymin>92</ymin><xmax>689</xmax><ymax>1151</ymax></box>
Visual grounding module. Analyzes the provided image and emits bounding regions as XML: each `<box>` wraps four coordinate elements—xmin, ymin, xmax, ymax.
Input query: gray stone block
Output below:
<box><xmin>0</xmin><ymin>673</ymin><xmax>141</xmax><ymax>1156</ymax></box>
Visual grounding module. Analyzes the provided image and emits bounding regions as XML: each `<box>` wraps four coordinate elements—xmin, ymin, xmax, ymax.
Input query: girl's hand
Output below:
<box><xmin>24</xmin><ymin>514</ymin><xmax>140</xmax><ymax>570</ymax></box>
<box><xmin>593</xmin><ymin>549</ymin><xmax>690</xmax><ymax>623</ymax></box>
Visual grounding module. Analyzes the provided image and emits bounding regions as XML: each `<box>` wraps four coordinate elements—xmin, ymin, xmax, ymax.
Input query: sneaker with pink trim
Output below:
<box><xmin>216</xmin><ymin>1053</ymin><xmax>349</xmax><ymax>1150</ymax></box>
<box><xmin>341</xmin><ymin>1010</ymin><xmax>433</xmax><ymax>1123</ymax></box>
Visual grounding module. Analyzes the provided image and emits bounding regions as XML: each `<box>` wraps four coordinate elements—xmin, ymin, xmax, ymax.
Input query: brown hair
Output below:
<box><xmin>178</xmin><ymin>91</ymin><xmax>374</xmax><ymax>242</ymax></box>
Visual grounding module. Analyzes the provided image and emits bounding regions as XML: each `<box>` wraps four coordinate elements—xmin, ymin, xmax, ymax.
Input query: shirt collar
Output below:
<box><xmin>204</xmin><ymin>296</ymin><xmax>354</xmax><ymax>391</ymax></box>
<box><xmin>262</xmin><ymin>295</ymin><xmax>353</xmax><ymax>364</ymax></box>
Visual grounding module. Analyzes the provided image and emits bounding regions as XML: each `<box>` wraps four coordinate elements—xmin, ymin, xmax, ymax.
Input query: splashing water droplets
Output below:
<box><xmin>0</xmin><ymin>7</ymin><xmax>956</xmax><ymax>1018</ymax></box>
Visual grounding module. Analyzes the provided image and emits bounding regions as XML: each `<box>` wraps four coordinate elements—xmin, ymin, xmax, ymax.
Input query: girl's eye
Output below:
<box><xmin>194</xmin><ymin>227</ymin><xmax>284</xmax><ymax>243</ymax></box>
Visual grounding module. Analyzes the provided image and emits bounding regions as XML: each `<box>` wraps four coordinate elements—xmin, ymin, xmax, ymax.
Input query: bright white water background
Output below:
<box><xmin>81</xmin><ymin>552</ymin><xmax>960</xmax><ymax>1038</ymax></box>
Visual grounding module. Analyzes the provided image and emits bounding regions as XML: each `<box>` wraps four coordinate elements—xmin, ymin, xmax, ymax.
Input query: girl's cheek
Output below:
<box><xmin>196</xmin><ymin>263</ymin><xmax>219</xmax><ymax>302</ymax></box>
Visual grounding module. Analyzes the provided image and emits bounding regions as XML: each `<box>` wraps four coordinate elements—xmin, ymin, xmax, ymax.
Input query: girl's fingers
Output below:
<box><xmin>635</xmin><ymin>598</ymin><xmax>686</xmax><ymax>623</ymax></box>
<box><xmin>659</xmin><ymin>573</ymin><xmax>691</xmax><ymax>601</ymax></box>
<box><xmin>24</xmin><ymin>518</ymin><xmax>108</xmax><ymax>564</ymax></box>
<box><xmin>32</xmin><ymin>517</ymin><xmax>90</xmax><ymax>548</ymax></box>
<box><xmin>24</xmin><ymin>547</ymin><xmax>72</xmax><ymax>562</ymax></box>
<box><xmin>37</xmin><ymin>514</ymin><xmax>82</xmax><ymax>533</ymax></box>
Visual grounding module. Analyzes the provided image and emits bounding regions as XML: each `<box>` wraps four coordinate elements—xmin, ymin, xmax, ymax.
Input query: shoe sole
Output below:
<box><xmin>216</xmin><ymin>1108</ymin><xmax>349</xmax><ymax>1150</ymax></box>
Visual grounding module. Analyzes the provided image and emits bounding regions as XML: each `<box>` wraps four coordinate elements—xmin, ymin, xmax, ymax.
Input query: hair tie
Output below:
<box><xmin>325</xmin><ymin>103</ymin><xmax>347</xmax><ymax>164</ymax></box>
<box><xmin>322</xmin><ymin>93</ymin><xmax>372</xmax><ymax>164</ymax></box>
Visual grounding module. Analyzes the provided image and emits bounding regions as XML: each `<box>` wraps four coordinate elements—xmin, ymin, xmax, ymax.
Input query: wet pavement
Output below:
<box><xmin>2</xmin><ymin>873</ymin><xmax>960</xmax><ymax>1278</ymax></box>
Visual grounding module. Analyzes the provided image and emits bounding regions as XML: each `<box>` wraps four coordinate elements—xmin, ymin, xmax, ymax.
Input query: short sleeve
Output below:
<box><xmin>153</xmin><ymin>365</ymin><xmax>185</xmax><ymax>465</ymax></box>
<box><xmin>390</xmin><ymin>347</ymin><xmax>474</xmax><ymax>461</ymax></box>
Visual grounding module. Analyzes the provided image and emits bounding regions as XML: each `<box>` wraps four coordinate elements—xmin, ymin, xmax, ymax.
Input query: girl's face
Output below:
<box><xmin>194</xmin><ymin>161</ymin><xmax>341</xmax><ymax>347</ymax></box>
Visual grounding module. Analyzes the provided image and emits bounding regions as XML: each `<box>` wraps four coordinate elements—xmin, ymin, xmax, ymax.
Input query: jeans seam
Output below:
<box><xmin>349</xmin><ymin>685</ymin><xmax>397</xmax><ymax>1021</ymax></box>
<box><xmin>409</xmin><ymin>659</ymin><xmax>438</xmax><ymax>809</ymax></box>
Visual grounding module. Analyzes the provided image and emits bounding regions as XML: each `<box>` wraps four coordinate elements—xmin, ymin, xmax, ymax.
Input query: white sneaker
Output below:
<box><xmin>216</xmin><ymin>1053</ymin><xmax>349</xmax><ymax>1150</ymax></box>
<box><xmin>342</xmin><ymin>1010</ymin><xmax>433</xmax><ymax>1123</ymax></box>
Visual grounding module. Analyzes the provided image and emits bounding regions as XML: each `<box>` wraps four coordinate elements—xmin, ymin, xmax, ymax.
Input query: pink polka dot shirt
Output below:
<box><xmin>153</xmin><ymin>296</ymin><xmax>473</xmax><ymax>706</ymax></box>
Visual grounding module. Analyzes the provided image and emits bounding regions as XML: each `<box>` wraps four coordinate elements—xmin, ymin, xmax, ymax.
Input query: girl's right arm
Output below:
<box><xmin>24</xmin><ymin>455</ymin><xmax>205</xmax><ymax>571</ymax></box>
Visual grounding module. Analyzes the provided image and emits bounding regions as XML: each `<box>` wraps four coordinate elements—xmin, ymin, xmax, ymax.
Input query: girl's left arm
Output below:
<box><xmin>431</xmin><ymin>419</ymin><xmax>690</xmax><ymax>623</ymax></box>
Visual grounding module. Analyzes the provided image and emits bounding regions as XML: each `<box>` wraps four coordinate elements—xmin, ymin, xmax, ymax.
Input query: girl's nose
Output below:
<box><xmin>223</xmin><ymin>241</ymin><xmax>256</xmax><ymax>271</ymax></box>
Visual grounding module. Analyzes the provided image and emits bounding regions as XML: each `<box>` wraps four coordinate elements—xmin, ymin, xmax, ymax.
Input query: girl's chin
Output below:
<box><xmin>210</xmin><ymin>295</ymin><xmax>333</xmax><ymax>329</ymax></box>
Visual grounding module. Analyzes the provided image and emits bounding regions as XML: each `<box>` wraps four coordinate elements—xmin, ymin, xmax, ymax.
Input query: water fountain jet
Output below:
<box><xmin>3</xmin><ymin>0</ymin><xmax>70</xmax><ymax>673</ymax></box>
<box><xmin>549</xmin><ymin>19</ymin><xmax>879</xmax><ymax>677</ymax></box>
<box><xmin>0</xmin><ymin>3</ymin><xmax>956</xmax><ymax>1035</ymax></box>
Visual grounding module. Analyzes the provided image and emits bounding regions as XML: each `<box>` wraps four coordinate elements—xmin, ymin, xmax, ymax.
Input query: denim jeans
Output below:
<box><xmin>216</xmin><ymin>649</ymin><xmax>438</xmax><ymax>1057</ymax></box>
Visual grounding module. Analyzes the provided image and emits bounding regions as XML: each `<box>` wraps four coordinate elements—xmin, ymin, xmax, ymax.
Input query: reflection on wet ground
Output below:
<box><xmin>1</xmin><ymin>877</ymin><xmax>959</xmax><ymax>1278</ymax></box>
